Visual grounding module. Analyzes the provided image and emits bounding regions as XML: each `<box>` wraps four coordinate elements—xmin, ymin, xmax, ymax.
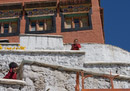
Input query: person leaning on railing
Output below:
<box><xmin>71</xmin><ymin>39</ymin><xmax>81</xmax><ymax>50</ymax></box>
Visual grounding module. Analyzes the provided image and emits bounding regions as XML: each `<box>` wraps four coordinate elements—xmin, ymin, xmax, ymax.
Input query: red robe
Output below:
<box><xmin>4</xmin><ymin>69</ymin><xmax>17</xmax><ymax>79</ymax></box>
<box><xmin>71</xmin><ymin>44</ymin><xmax>81</xmax><ymax>50</ymax></box>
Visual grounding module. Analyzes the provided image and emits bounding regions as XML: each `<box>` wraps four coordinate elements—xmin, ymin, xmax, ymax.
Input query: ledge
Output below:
<box><xmin>0</xmin><ymin>39</ymin><xmax>9</xmax><ymax>43</ymax></box>
<box><xmin>18</xmin><ymin>60</ymin><xmax>130</xmax><ymax>81</ymax></box>
<box><xmin>84</xmin><ymin>61</ymin><xmax>130</xmax><ymax>66</ymax></box>
<box><xmin>0</xmin><ymin>39</ymin><xmax>9</xmax><ymax>41</ymax></box>
<box><xmin>81</xmin><ymin>43</ymin><xmax>130</xmax><ymax>53</ymax></box>
<box><xmin>0</xmin><ymin>50</ymin><xmax>85</xmax><ymax>54</ymax></box>
<box><xmin>20</xmin><ymin>34</ymin><xmax>63</xmax><ymax>38</ymax></box>
<box><xmin>0</xmin><ymin>78</ymin><xmax>26</xmax><ymax>85</ymax></box>
<box><xmin>0</xmin><ymin>43</ymin><xmax>19</xmax><ymax>45</ymax></box>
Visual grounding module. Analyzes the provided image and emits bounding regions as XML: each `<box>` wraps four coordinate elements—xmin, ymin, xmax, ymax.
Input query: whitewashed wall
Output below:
<box><xmin>0</xmin><ymin>42</ymin><xmax>130</xmax><ymax>91</ymax></box>
<box><xmin>64</xmin><ymin>43</ymin><xmax>130</xmax><ymax>63</ymax></box>
<box><xmin>0</xmin><ymin>50</ymin><xmax>85</xmax><ymax>78</ymax></box>
<box><xmin>80</xmin><ymin>43</ymin><xmax>130</xmax><ymax>63</ymax></box>
<box><xmin>20</xmin><ymin>34</ymin><xmax>64</xmax><ymax>50</ymax></box>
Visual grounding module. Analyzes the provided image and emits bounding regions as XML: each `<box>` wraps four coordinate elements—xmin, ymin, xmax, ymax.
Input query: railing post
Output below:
<box><xmin>81</xmin><ymin>71</ymin><xmax>93</xmax><ymax>90</ymax></box>
<box><xmin>103</xmin><ymin>71</ymin><xmax>119</xmax><ymax>89</ymax></box>
<box><xmin>75</xmin><ymin>72</ymin><xmax>80</xmax><ymax>91</ymax></box>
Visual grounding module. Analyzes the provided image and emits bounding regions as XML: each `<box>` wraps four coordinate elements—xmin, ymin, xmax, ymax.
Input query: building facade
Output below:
<box><xmin>0</xmin><ymin>0</ymin><xmax>104</xmax><ymax>43</ymax></box>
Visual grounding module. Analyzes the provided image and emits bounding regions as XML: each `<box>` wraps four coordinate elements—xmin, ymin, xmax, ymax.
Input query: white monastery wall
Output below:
<box><xmin>0</xmin><ymin>35</ymin><xmax>130</xmax><ymax>91</ymax></box>
<box><xmin>64</xmin><ymin>43</ymin><xmax>130</xmax><ymax>63</ymax></box>
<box><xmin>0</xmin><ymin>50</ymin><xmax>85</xmax><ymax>78</ymax></box>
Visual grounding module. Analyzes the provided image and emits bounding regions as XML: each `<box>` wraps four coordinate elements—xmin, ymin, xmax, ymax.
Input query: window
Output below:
<box><xmin>81</xmin><ymin>17</ymin><xmax>89</xmax><ymax>27</ymax></box>
<box><xmin>38</xmin><ymin>21</ymin><xmax>44</xmax><ymax>31</ymax></box>
<box><xmin>62</xmin><ymin>13</ymin><xmax>92</xmax><ymax>31</ymax></box>
<box><xmin>11</xmin><ymin>22</ymin><xmax>17</xmax><ymax>33</ymax></box>
<box><xmin>74</xmin><ymin>18</ymin><xmax>80</xmax><ymax>28</ymax></box>
<box><xmin>46</xmin><ymin>19</ymin><xmax>52</xmax><ymax>30</ymax></box>
<box><xmin>4</xmin><ymin>24</ymin><xmax>9</xmax><ymax>34</ymax></box>
<box><xmin>0</xmin><ymin>21</ymin><xmax>18</xmax><ymax>35</ymax></box>
<box><xmin>26</xmin><ymin>16</ymin><xmax>56</xmax><ymax>34</ymax></box>
<box><xmin>30</xmin><ymin>22</ymin><xmax>36</xmax><ymax>31</ymax></box>
<box><xmin>64</xmin><ymin>18</ymin><xmax>72</xmax><ymax>29</ymax></box>
<box><xmin>64</xmin><ymin>17</ymin><xmax>89</xmax><ymax>29</ymax></box>
<box><xmin>29</xmin><ymin>18</ymin><xmax>53</xmax><ymax>31</ymax></box>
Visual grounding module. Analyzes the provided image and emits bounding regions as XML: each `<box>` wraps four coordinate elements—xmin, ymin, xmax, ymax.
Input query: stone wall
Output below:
<box><xmin>0</xmin><ymin>43</ymin><xmax>130</xmax><ymax>91</ymax></box>
<box><xmin>22</xmin><ymin>64</ymin><xmax>76</xmax><ymax>91</ymax></box>
<box><xmin>19</xmin><ymin>60</ymin><xmax>130</xmax><ymax>91</ymax></box>
<box><xmin>0</xmin><ymin>50</ymin><xmax>85</xmax><ymax>78</ymax></box>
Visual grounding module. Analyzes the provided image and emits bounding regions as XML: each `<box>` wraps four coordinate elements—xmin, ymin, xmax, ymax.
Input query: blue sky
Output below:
<box><xmin>101</xmin><ymin>0</ymin><xmax>130</xmax><ymax>52</ymax></box>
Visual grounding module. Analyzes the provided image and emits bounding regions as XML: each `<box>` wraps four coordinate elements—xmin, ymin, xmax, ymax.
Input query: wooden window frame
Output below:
<box><xmin>29</xmin><ymin>18</ymin><xmax>54</xmax><ymax>32</ymax></box>
<box><xmin>38</xmin><ymin>20</ymin><xmax>44</xmax><ymax>31</ymax></box>
<box><xmin>25</xmin><ymin>15</ymin><xmax>56</xmax><ymax>34</ymax></box>
<box><xmin>0</xmin><ymin>19</ymin><xmax>20</xmax><ymax>37</ymax></box>
<box><xmin>64</xmin><ymin>17</ymin><xmax>72</xmax><ymax>29</ymax></box>
<box><xmin>64</xmin><ymin>17</ymin><xmax>83</xmax><ymax>29</ymax></box>
<box><xmin>61</xmin><ymin>13</ymin><xmax>92</xmax><ymax>32</ymax></box>
<box><xmin>73</xmin><ymin>17</ymin><xmax>81</xmax><ymax>28</ymax></box>
<box><xmin>1</xmin><ymin>22</ymin><xmax>18</xmax><ymax>34</ymax></box>
<box><xmin>46</xmin><ymin>19</ymin><xmax>53</xmax><ymax>30</ymax></box>
<box><xmin>11</xmin><ymin>22</ymin><xmax>18</xmax><ymax>33</ymax></box>
<box><xmin>30</xmin><ymin>20</ymin><xmax>37</xmax><ymax>31</ymax></box>
<box><xmin>3</xmin><ymin>23</ymin><xmax>9</xmax><ymax>34</ymax></box>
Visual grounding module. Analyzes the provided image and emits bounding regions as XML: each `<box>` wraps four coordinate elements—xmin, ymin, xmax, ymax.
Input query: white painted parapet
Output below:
<box><xmin>80</xmin><ymin>43</ymin><xmax>130</xmax><ymax>63</ymax></box>
<box><xmin>63</xmin><ymin>43</ymin><xmax>130</xmax><ymax>63</ymax></box>
<box><xmin>20</xmin><ymin>34</ymin><xmax>64</xmax><ymax>50</ymax></box>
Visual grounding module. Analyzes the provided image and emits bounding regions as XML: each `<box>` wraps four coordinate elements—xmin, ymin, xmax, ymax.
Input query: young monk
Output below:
<box><xmin>71</xmin><ymin>39</ymin><xmax>81</xmax><ymax>50</ymax></box>
<box><xmin>4</xmin><ymin>62</ymin><xmax>18</xmax><ymax>79</ymax></box>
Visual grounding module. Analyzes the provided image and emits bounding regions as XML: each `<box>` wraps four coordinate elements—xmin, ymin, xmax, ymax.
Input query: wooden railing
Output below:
<box><xmin>75</xmin><ymin>71</ymin><xmax>130</xmax><ymax>91</ymax></box>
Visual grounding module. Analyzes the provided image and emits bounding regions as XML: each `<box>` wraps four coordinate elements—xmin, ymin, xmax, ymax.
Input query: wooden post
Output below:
<box><xmin>75</xmin><ymin>72</ymin><xmax>80</xmax><ymax>91</ymax></box>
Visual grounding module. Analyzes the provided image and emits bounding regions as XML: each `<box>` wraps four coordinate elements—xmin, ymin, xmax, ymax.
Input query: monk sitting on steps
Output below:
<box><xmin>3</xmin><ymin>62</ymin><xmax>18</xmax><ymax>79</ymax></box>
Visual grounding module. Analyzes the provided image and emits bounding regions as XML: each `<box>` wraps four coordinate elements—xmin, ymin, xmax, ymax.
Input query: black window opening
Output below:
<box><xmin>25</xmin><ymin>16</ymin><xmax>56</xmax><ymax>34</ymax></box>
<box><xmin>0</xmin><ymin>19</ymin><xmax>20</xmax><ymax>37</ymax></box>
<box><xmin>74</xmin><ymin>19</ymin><xmax>80</xmax><ymax>28</ymax></box>
<box><xmin>30</xmin><ymin>22</ymin><xmax>36</xmax><ymax>31</ymax></box>
<box><xmin>61</xmin><ymin>13</ymin><xmax>92</xmax><ymax>32</ymax></box>
<box><xmin>4</xmin><ymin>24</ymin><xmax>9</xmax><ymax>34</ymax></box>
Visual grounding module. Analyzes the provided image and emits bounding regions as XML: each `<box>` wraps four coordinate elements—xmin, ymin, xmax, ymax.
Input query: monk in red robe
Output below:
<box><xmin>71</xmin><ymin>39</ymin><xmax>81</xmax><ymax>50</ymax></box>
<box><xmin>4</xmin><ymin>62</ymin><xmax>18</xmax><ymax>79</ymax></box>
